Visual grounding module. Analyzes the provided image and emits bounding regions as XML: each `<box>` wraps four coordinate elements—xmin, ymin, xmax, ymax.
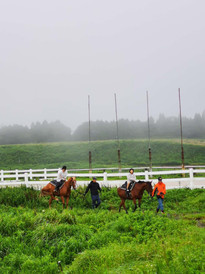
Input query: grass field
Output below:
<box><xmin>0</xmin><ymin>139</ymin><xmax>205</xmax><ymax>170</ymax></box>
<box><xmin>0</xmin><ymin>187</ymin><xmax>204</xmax><ymax>273</ymax></box>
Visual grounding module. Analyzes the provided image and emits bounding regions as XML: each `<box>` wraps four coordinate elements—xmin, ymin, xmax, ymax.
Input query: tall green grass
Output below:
<box><xmin>0</xmin><ymin>187</ymin><xmax>204</xmax><ymax>273</ymax></box>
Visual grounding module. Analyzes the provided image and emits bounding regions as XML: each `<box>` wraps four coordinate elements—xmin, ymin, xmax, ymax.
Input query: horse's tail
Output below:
<box><xmin>40</xmin><ymin>188</ymin><xmax>50</xmax><ymax>197</ymax></box>
<box><xmin>40</xmin><ymin>189</ymin><xmax>45</xmax><ymax>197</ymax></box>
<box><xmin>39</xmin><ymin>182</ymin><xmax>54</xmax><ymax>197</ymax></box>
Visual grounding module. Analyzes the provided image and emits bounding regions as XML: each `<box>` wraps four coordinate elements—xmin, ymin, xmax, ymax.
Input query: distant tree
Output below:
<box><xmin>72</xmin><ymin>112</ymin><xmax>205</xmax><ymax>141</ymax></box>
<box><xmin>0</xmin><ymin>121</ymin><xmax>72</xmax><ymax>145</ymax></box>
<box><xmin>0</xmin><ymin>112</ymin><xmax>205</xmax><ymax>145</ymax></box>
<box><xmin>0</xmin><ymin>125</ymin><xmax>31</xmax><ymax>144</ymax></box>
<box><xmin>30</xmin><ymin>120</ymin><xmax>72</xmax><ymax>143</ymax></box>
<box><xmin>202</xmin><ymin>110</ymin><xmax>205</xmax><ymax>120</ymax></box>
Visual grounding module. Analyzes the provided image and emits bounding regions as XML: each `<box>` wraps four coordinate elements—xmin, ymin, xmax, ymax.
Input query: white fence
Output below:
<box><xmin>0</xmin><ymin>168</ymin><xmax>205</xmax><ymax>190</ymax></box>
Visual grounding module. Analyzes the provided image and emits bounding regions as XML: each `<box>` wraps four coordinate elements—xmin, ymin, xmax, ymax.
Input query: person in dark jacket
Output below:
<box><xmin>84</xmin><ymin>177</ymin><xmax>101</xmax><ymax>209</ymax></box>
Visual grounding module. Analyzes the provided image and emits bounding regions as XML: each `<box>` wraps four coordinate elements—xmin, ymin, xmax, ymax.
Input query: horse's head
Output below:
<box><xmin>145</xmin><ymin>181</ymin><xmax>153</xmax><ymax>197</ymax></box>
<box><xmin>70</xmin><ymin>177</ymin><xmax>76</xmax><ymax>190</ymax></box>
<box><xmin>65</xmin><ymin>177</ymin><xmax>76</xmax><ymax>190</ymax></box>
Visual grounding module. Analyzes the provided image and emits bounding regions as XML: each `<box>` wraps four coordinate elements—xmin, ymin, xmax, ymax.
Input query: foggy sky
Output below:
<box><xmin>0</xmin><ymin>0</ymin><xmax>205</xmax><ymax>130</ymax></box>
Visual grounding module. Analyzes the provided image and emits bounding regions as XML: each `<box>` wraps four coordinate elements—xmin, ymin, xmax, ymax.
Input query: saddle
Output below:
<box><xmin>120</xmin><ymin>181</ymin><xmax>136</xmax><ymax>191</ymax></box>
<box><xmin>50</xmin><ymin>180</ymin><xmax>65</xmax><ymax>190</ymax></box>
<box><xmin>120</xmin><ymin>180</ymin><xmax>146</xmax><ymax>191</ymax></box>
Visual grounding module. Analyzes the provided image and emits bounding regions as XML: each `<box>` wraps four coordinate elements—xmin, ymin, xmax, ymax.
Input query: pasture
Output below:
<box><xmin>0</xmin><ymin>186</ymin><xmax>204</xmax><ymax>273</ymax></box>
<box><xmin>0</xmin><ymin>138</ymin><xmax>205</xmax><ymax>170</ymax></box>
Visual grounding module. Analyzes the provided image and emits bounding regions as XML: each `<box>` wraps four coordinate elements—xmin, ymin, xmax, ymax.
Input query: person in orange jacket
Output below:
<box><xmin>152</xmin><ymin>177</ymin><xmax>166</xmax><ymax>213</ymax></box>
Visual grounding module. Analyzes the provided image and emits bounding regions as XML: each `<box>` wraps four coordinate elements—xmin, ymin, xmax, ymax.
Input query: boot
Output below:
<box><xmin>126</xmin><ymin>189</ymin><xmax>129</xmax><ymax>198</ymax></box>
<box><xmin>161</xmin><ymin>210</ymin><xmax>164</xmax><ymax>214</ymax></box>
<box><xmin>156</xmin><ymin>208</ymin><xmax>159</xmax><ymax>213</ymax></box>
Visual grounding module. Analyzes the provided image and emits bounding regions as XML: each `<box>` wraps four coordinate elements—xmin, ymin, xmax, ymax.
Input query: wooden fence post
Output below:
<box><xmin>25</xmin><ymin>173</ymin><xmax>29</xmax><ymax>188</ymax></box>
<box><xmin>145</xmin><ymin>170</ymin><xmax>149</xmax><ymax>181</ymax></box>
<box><xmin>189</xmin><ymin>168</ymin><xmax>194</xmax><ymax>189</ymax></box>
<box><xmin>15</xmin><ymin>169</ymin><xmax>19</xmax><ymax>181</ymax></box>
<box><xmin>44</xmin><ymin>168</ymin><xmax>47</xmax><ymax>180</ymax></box>
<box><xmin>29</xmin><ymin>169</ymin><xmax>33</xmax><ymax>180</ymax></box>
<box><xmin>103</xmin><ymin>172</ymin><xmax>108</xmax><ymax>184</ymax></box>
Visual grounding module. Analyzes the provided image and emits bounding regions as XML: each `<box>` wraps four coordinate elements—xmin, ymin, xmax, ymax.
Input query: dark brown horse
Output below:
<box><xmin>41</xmin><ymin>177</ymin><xmax>76</xmax><ymax>209</ymax></box>
<box><xmin>117</xmin><ymin>181</ymin><xmax>153</xmax><ymax>213</ymax></box>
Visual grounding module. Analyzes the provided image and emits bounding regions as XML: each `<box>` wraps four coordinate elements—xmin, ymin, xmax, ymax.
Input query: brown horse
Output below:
<box><xmin>41</xmin><ymin>177</ymin><xmax>76</xmax><ymax>209</ymax></box>
<box><xmin>117</xmin><ymin>181</ymin><xmax>153</xmax><ymax>213</ymax></box>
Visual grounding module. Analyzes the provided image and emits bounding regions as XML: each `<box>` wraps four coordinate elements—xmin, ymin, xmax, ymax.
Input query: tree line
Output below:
<box><xmin>0</xmin><ymin>112</ymin><xmax>205</xmax><ymax>145</ymax></box>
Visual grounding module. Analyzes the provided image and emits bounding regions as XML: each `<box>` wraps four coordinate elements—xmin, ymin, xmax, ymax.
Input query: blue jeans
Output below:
<box><xmin>157</xmin><ymin>197</ymin><xmax>164</xmax><ymax>211</ymax></box>
<box><xmin>91</xmin><ymin>195</ymin><xmax>101</xmax><ymax>209</ymax></box>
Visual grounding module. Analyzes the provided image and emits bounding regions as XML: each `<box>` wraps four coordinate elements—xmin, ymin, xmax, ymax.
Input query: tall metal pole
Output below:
<box><xmin>146</xmin><ymin>90</ymin><xmax>152</xmax><ymax>173</ymax></box>
<box><xmin>114</xmin><ymin>93</ymin><xmax>122</xmax><ymax>172</ymax></box>
<box><xmin>88</xmin><ymin>95</ymin><xmax>92</xmax><ymax>172</ymax></box>
<box><xmin>178</xmin><ymin>88</ymin><xmax>185</xmax><ymax>170</ymax></box>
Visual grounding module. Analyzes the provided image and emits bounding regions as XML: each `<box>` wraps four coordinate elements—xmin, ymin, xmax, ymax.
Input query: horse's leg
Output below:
<box><xmin>122</xmin><ymin>199</ymin><xmax>128</xmax><ymax>214</ymax></box>
<box><xmin>132</xmin><ymin>198</ymin><xmax>137</xmax><ymax>212</ymax></box>
<box><xmin>119</xmin><ymin>199</ymin><xmax>124</xmax><ymax>212</ymax></box>
<box><xmin>138</xmin><ymin>198</ymin><xmax>142</xmax><ymax>208</ymax></box>
<box><xmin>49</xmin><ymin>195</ymin><xmax>55</xmax><ymax>208</ymax></box>
<box><xmin>52</xmin><ymin>189</ymin><xmax>59</xmax><ymax>202</ymax></box>
<box><xmin>60</xmin><ymin>196</ymin><xmax>65</xmax><ymax>209</ymax></box>
<box><xmin>54</xmin><ymin>191</ymin><xmax>59</xmax><ymax>202</ymax></box>
<box><xmin>66</xmin><ymin>196</ymin><xmax>70</xmax><ymax>209</ymax></box>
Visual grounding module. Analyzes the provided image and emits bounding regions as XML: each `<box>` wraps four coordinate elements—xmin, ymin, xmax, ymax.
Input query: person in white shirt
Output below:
<box><xmin>126</xmin><ymin>168</ymin><xmax>136</xmax><ymax>197</ymax></box>
<box><xmin>55</xmin><ymin>166</ymin><xmax>68</xmax><ymax>192</ymax></box>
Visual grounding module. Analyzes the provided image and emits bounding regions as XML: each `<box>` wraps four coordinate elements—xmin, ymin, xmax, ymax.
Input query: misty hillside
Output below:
<box><xmin>0</xmin><ymin>139</ymin><xmax>205</xmax><ymax>170</ymax></box>
<box><xmin>0</xmin><ymin>113</ymin><xmax>205</xmax><ymax>145</ymax></box>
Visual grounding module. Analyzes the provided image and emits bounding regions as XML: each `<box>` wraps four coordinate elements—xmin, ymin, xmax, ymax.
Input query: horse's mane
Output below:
<box><xmin>66</xmin><ymin>177</ymin><xmax>74</xmax><ymax>184</ymax></box>
<box><xmin>137</xmin><ymin>180</ymin><xmax>152</xmax><ymax>184</ymax></box>
<box><xmin>66</xmin><ymin>177</ymin><xmax>76</xmax><ymax>185</ymax></box>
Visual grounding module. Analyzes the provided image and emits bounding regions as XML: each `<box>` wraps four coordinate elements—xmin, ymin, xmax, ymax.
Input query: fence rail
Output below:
<box><xmin>0</xmin><ymin>167</ymin><xmax>205</xmax><ymax>190</ymax></box>
<box><xmin>1</xmin><ymin>166</ymin><xmax>205</xmax><ymax>179</ymax></box>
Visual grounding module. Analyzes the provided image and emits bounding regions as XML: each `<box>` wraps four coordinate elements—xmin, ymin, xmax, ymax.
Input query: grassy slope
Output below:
<box><xmin>0</xmin><ymin>187</ymin><xmax>204</xmax><ymax>273</ymax></box>
<box><xmin>0</xmin><ymin>139</ymin><xmax>205</xmax><ymax>170</ymax></box>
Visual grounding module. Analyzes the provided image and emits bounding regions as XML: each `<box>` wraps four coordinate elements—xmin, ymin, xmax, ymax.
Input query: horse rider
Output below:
<box><xmin>55</xmin><ymin>166</ymin><xmax>68</xmax><ymax>192</ymax></box>
<box><xmin>126</xmin><ymin>168</ymin><xmax>136</xmax><ymax>197</ymax></box>
<box><xmin>84</xmin><ymin>177</ymin><xmax>102</xmax><ymax>209</ymax></box>
<box><xmin>152</xmin><ymin>177</ymin><xmax>166</xmax><ymax>213</ymax></box>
